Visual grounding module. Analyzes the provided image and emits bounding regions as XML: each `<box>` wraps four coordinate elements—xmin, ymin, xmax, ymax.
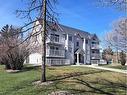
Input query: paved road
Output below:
<box><xmin>72</xmin><ymin>65</ymin><xmax>127</xmax><ymax>74</ymax></box>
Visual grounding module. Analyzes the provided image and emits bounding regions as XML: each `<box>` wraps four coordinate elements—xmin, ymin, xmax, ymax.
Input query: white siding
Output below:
<box><xmin>29</xmin><ymin>53</ymin><xmax>42</xmax><ymax>64</ymax></box>
<box><xmin>28</xmin><ymin>21</ymin><xmax>100</xmax><ymax>65</ymax></box>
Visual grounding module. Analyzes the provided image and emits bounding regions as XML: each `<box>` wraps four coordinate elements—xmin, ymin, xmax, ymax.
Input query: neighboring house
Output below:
<box><xmin>27</xmin><ymin>20</ymin><xmax>100</xmax><ymax>65</ymax></box>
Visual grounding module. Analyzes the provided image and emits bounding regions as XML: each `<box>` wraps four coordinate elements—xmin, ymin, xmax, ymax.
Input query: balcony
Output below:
<box><xmin>46</xmin><ymin>35</ymin><xmax>65</xmax><ymax>45</ymax></box>
<box><xmin>46</xmin><ymin>58</ymin><xmax>70</xmax><ymax>66</ymax></box>
<box><xmin>91</xmin><ymin>44</ymin><xmax>99</xmax><ymax>49</ymax></box>
<box><xmin>91</xmin><ymin>54</ymin><xmax>100</xmax><ymax>59</ymax></box>
<box><xmin>46</xmin><ymin>49</ymin><xmax>65</xmax><ymax>57</ymax></box>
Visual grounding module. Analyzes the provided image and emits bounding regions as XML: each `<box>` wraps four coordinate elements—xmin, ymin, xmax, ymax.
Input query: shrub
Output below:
<box><xmin>0</xmin><ymin>25</ymin><xmax>29</xmax><ymax>70</ymax></box>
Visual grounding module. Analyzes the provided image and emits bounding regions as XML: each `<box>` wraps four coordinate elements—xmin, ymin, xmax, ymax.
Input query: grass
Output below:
<box><xmin>0</xmin><ymin>64</ymin><xmax>126</xmax><ymax>95</ymax></box>
<box><xmin>99</xmin><ymin>64</ymin><xmax>127</xmax><ymax>70</ymax></box>
<box><xmin>107</xmin><ymin>65</ymin><xmax>127</xmax><ymax>70</ymax></box>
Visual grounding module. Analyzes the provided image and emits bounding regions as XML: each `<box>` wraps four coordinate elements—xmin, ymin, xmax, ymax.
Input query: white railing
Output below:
<box><xmin>91</xmin><ymin>44</ymin><xmax>99</xmax><ymax>49</ymax></box>
<box><xmin>91</xmin><ymin>54</ymin><xmax>100</xmax><ymax>59</ymax></box>
<box><xmin>46</xmin><ymin>58</ymin><xmax>70</xmax><ymax>65</ymax></box>
<box><xmin>46</xmin><ymin>36</ymin><xmax>65</xmax><ymax>45</ymax></box>
<box><xmin>46</xmin><ymin>49</ymin><xmax>65</xmax><ymax>57</ymax></box>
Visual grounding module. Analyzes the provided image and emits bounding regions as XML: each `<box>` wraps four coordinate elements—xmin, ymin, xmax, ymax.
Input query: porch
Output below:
<box><xmin>74</xmin><ymin>48</ymin><xmax>85</xmax><ymax>65</ymax></box>
<box><xmin>46</xmin><ymin>58</ymin><xmax>70</xmax><ymax>66</ymax></box>
<box><xmin>46</xmin><ymin>49</ymin><xmax>65</xmax><ymax>57</ymax></box>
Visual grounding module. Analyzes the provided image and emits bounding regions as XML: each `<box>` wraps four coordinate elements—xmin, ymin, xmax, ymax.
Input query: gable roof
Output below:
<box><xmin>91</xmin><ymin>34</ymin><xmax>100</xmax><ymax>41</ymax></box>
<box><xmin>36</xmin><ymin>19</ymin><xmax>98</xmax><ymax>40</ymax></box>
<box><xmin>60</xmin><ymin>24</ymin><xmax>91</xmax><ymax>39</ymax></box>
<box><xmin>75</xmin><ymin>48</ymin><xmax>85</xmax><ymax>54</ymax></box>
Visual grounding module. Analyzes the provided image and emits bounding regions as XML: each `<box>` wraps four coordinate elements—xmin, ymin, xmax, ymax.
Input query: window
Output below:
<box><xmin>69</xmin><ymin>36</ymin><xmax>72</xmax><ymax>41</ymax></box>
<box><xmin>92</xmin><ymin>50</ymin><xmax>99</xmax><ymax>54</ymax></box>
<box><xmin>51</xmin><ymin>24</ymin><xmax>57</xmax><ymax>31</ymax></box>
<box><xmin>92</xmin><ymin>51</ymin><xmax>95</xmax><ymax>53</ymax></box>
<box><xmin>51</xmin><ymin>34</ymin><xmax>59</xmax><ymax>42</ymax></box>
<box><xmin>92</xmin><ymin>42</ymin><xmax>96</xmax><ymax>44</ymax></box>
<box><xmin>51</xmin><ymin>28</ymin><xmax>57</xmax><ymax>31</ymax></box>
<box><xmin>50</xmin><ymin>46</ymin><xmax>59</xmax><ymax>55</ymax></box>
<box><xmin>50</xmin><ymin>46</ymin><xmax>55</xmax><ymax>50</ymax></box>
<box><xmin>56</xmin><ymin>47</ymin><xmax>59</xmax><ymax>50</ymax></box>
<box><xmin>50</xmin><ymin>46</ymin><xmax>59</xmax><ymax>50</ymax></box>
<box><xmin>63</xmin><ymin>34</ymin><xmax>67</xmax><ymax>40</ymax></box>
<box><xmin>93</xmin><ymin>38</ymin><xmax>96</xmax><ymax>40</ymax></box>
<box><xmin>76</xmin><ymin>42</ymin><xmax>79</xmax><ymax>46</ymax></box>
<box><xmin>86</xmin><ymin>39</ymin><xmax>88</xmax><ymax>44</ymax></box>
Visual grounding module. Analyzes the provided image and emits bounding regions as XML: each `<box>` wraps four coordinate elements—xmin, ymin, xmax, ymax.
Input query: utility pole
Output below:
<box><xmin>41</xmin><ymin>0</ymin><xmax>46</xmax><ymax>82</ymax></box>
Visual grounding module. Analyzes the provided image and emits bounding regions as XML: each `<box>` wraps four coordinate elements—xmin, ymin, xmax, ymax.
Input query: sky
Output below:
<box><xmin>0</xmin><ymin>0</ymin><xmax>125</xmax><ymax>47</ymax></box>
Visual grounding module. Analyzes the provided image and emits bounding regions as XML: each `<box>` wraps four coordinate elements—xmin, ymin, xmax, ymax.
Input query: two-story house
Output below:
<box><xmin>27</xmin><ymin>20</ymin><xmax>100</xmax><ymax>65</ymax></box>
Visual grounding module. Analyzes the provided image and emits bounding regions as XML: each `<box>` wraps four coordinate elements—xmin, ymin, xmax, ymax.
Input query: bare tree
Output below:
<box><xmin>119</xmin><ymin>50</ymin><xmax>126</xmax><ymax>65</ymax></box>
<box><xmin>16</xmin><ymin>0</ymin><xmax>58</xmax><ymax>82</ymax></box>
<box><xmin>98</xmin><ymin>0</ymin><xmax>127</xmax><ymax>11</ymax></box>
<box><xmin>105</xmin><ymin>18</ymin><xmax>127</xmax><ymax>64</ymax></box>
<box><xmin>0</xmin><ymin>25</ymin><xmax>29</xmax><ymax>70</ymax></box>
<box><xmin>105</xmin><ymin>18</ymin><xmax>127</xmax><ymax>52</ymax></box>
<box><xmin>102</xmin><ymin>46</ymin><xmax>113</xmax><ymax>64</ymax></box>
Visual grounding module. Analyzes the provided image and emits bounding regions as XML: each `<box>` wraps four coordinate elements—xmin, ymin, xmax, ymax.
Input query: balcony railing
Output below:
<box><xmin>46</xmin><ymin>49</ymin><xmax>65</xmax><ymax>57</ymax></box>
<box><xmin>91</xmin><ymin>44</ymin><xmax>99</xmax><ymax>49</ymax></box>
<box><xmin>46</xmin><ymin>58</ymin><xmax>70</xmax><ymax>66</ymax></box>
<box><xmin>91</xmin><ymin>54</ymin><xmax>100</xmax><ymax>59</ymax></box>
<box><xmin>46</xmin><ymin>36</ymin><xmax>65</xmax><ymax>45</ymax></box>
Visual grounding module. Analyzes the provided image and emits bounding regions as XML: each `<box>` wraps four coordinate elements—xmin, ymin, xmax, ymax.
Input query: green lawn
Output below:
<box><xmin>107</xmin><ymin>65</ymin><xmax>127</xmax><ymax>70</ymax></box>
<box><xmin>0</xmin><ymin>65</ymin><xmax>126</xmax><ymax>95</ymax></box>
<box><xmin>99</xmin><ymin>64</ymin><xmax>127</xmax><ymax>70</ymax></box>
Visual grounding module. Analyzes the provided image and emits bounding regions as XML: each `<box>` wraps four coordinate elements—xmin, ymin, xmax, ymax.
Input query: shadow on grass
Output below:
<box><xmin>72</xmin><ymin>78</ymin><xmax>115</xmax><ymax>95</ymax></box>
<box><xmin>46</xmin><ymin>70</ymin><xmax>126</xmax><ymax>95</ymax></box>
<box><xmin>3</xmin><ymin>65</ymin><xmax>126</xmax><ymax>95</ymax></box>
<box><xmin>48</xmin><ymin>70</ymin><xmax>106</xmax><ymax>81</ymax></box>
<box><xmin>22</xmin><ymin>65</ymin><xmax>40</xmax><ymax>72</ymax></box>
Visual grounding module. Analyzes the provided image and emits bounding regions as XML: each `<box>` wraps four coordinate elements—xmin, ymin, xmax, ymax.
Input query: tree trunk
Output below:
<box><xmin>41</xmin><ymin>0</ymin><xmax>47</xmax><ymax>82</ymax></box>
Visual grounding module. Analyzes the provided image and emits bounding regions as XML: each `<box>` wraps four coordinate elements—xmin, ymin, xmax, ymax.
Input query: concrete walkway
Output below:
<box><xmin>72</xmin><ymin>65</ymin><xmax>127</xmax><ymax>74</ymax></box>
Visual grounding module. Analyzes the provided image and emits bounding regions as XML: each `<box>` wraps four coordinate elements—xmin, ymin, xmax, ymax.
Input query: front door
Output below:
<box><xmin>74</xmin><ymin>54</ymin><xmax>77</xmax><ymax>65</ymax></box>
<box><xmin>79</xmin><ymin>54</ymin><xmax>84</xmax><ymax>63</ymax></box>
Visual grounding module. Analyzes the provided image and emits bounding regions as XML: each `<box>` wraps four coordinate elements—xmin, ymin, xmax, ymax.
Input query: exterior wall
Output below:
<box><xmin>90</xmin><ymin>35</ymin><xmax>100</xmax><ymax>64</ymax></box>
<box><xmin>83</xmin><ymin>38</ymin><xmax>86</xmax><ymax>64</ymax></box>
<box><xmin>74</xmin><ymin>35</ymin><xmax>82</xmax><ymax>50</ymax></box>
<box><xmin>67</xmin><ymin>34</ymin><xmax>74</xmax><ymax>64</ymax></box>
<box><xmin>86</xmin><ymin>40</ymin><xmax>91</xmax><ymax>64</ymax></box>
<box><xmin>28</xmin><ymin>21</ymin><xmax>100</xmax><ymax>65</ymax></box>
<box><xmin>29</xmin><ymin>53</ymin><xmax>42</xmax><ymax>64</ymax></box>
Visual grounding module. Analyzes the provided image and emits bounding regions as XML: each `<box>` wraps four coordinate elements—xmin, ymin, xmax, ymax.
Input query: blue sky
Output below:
<box><xmin>0</xmin><ymin>0</ymin><xmax>125</xmax><ymax>46</ymax></box>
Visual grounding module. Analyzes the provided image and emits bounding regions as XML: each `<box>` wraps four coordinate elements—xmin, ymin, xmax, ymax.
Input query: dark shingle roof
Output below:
<box><xmin>37</xmin><ymin>19</ymin><xmax>97</xmax><ymax>39</ymax></box>
<box><xmin>59</xmin><ymin>24</ymin><xmax>91</xmax><ymax>38</ymax></box>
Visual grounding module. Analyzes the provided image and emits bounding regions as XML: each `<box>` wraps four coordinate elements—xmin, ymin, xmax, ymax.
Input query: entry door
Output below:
<box><xmin>74</xmin><ymin>54</ymin><xmax>77</xmax><ymax>65</ymax></box>
<box><xmin>79</xmin><ymin>54</ymin><xmax>84</xmax><ymax>63</ymax></box>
